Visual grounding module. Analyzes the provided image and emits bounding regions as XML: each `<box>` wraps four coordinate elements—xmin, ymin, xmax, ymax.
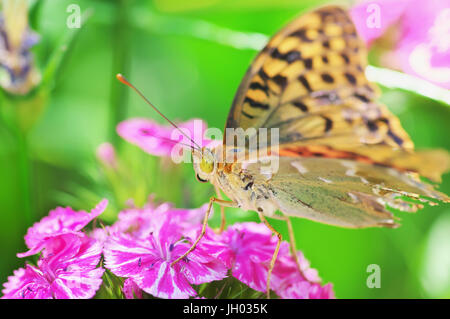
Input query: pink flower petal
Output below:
<box><xmin>104</xmin><ymin>219</ymin><xmax>227</xmax><ymax>299</ymax></box>
<box><xmin>23</xmin><ymin>199</ymin><xmax>108</xmax><ymax>250</ymax></box>
<box><xmin>272</xmin><ymin>252</ymin><xmax>334</xmax><ymax>299</ymax></box>
<box><xmin>220</xmin><ymin>222</ymin><xmax>289</xmax><ymax>292</ymax></box>
<box><xmin>122</xmin><ymin>278</ymin><xmax>143</xmax><ymax>299</ymax></box>
<box><xmin>18</xmin><ymin>232</ymin><xmax>84</xmax><ymax>258</ymax></box>
<box><xmin>136</xmin><ymin>262</ymin><xmax>196</xmax><ymax>299</ymax></box>
<box><xmin>1</xmin><ymin>265</ymin><xmax>52</xmax><ymax>299</ymax></box>
<box><xmin>3</xmin><ymin>235</ymin><xmax>104</xmax><ymax>299</ymax></box>
<box><xmin>103</xmin><ymin>233</ymin><xmax>160</xmax><ymax>278</ymax></box>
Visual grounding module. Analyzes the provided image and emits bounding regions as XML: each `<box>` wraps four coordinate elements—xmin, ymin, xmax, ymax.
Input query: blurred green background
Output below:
<box><xmin>0</xmin><ymin>0</ymin><xmax>449</xmax><ymax>298</ymax></box>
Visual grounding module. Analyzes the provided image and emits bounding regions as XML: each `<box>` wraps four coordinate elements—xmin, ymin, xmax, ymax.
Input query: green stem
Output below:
<box><xmin>16</xmin><ymin>129</ymin><xmax>33</xmax><ymax>226</ymax></box>
<box><xmin>109</xmin><ymin>0</ymin><xmax>130</xmax><ymax>146</ymax></box>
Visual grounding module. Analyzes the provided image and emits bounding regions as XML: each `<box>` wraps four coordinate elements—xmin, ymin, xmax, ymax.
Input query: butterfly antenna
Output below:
<box><xmin>116</xmin><ymin>74</ymin><xmax>202</xmax><ymax>151</ymax></box>
<box><xmin>140</xmin><ymin>131</ymin><xmax>201</xmax><ymax>150</ymax></box>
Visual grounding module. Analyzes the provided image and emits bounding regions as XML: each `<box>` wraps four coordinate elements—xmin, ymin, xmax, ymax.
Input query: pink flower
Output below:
<box><xmin>122</xmin><ymin>278</ymin><xmax>142</xmax><ymax>299</ymax></box>
<box><xmin>271</xmin><ymin>252</ymin><xmax>334</xmax><ymax>299</ymax></box>
<box><xmin>117</xmin><ymin>118</ymin><xmax>215</xmax><ymax>157</ymax></box>
<box><xmin>96</xmin><ymin>142</ymin><xmax>117</xmax><ymax>168</ymax></box>
<box><xmin>103</xmin><ymin>220</ymin><xmax>227</xmax><ymax>299</ymax></box>
<box><xmin>351</xmin><ymin>0</ymin><xmax>450</xmax><ymax>89</ymax></box>
<box><xmin>2</xmin><ymin>235</ymin><xmax>104</xmax><ymax>299</ymax></box>
<box><xmin>109</xmin><ymin>200</ymin><xmax>209</xmax><ymax>240</ymax></box>
<box><xmin>218</xmin><ymin>222</ymin><xmax>334</xmax><ymax>298</ymax></box>
<box><xmin>219</xmin><ymin>222</ymin><xmax>289</xmax><ymax>292</ymax></box>
<box><xmin>18</xmin><ymin>199</ymin><xmax>108</xmax><ymax>258</ymax></box>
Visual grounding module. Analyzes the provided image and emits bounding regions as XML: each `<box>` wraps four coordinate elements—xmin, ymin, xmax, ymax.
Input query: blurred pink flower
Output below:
<box><xmin>2</xmin><ymin>235</ymin><xmax>104</xmax><ymax>299</ymax></box>
<box><xmin>117</xmin><ymin>118</ymin><xmax>213</xmax><ymax>157</ymax></box>
<box><xmin>96</xmin><ymin>142</ymin><xmax>117</xmax><ymax>168</ymax></box>
<box><xmin>219</xmin><ymin>222</ymin><xmax>289</xmax><ymax>293</ymax></box>
<box><xmin>18</xmin><ymin>199</ymin><xmax>108</xmax><ymax>258</ymax></box>
<box><xmin>122</xmin><ymin>278</ymin><xmax>142</xmax><ymax>299</ymax></box>
<box><xmin>103</xmin><ymin>220</ymin><xmax>227</xmax><ymax>299</ymax></box>
<box><xmin>272</xmin><ymin>252</ymin><xmax>334</xmax><ymax>299</ymax></box>
<box><xmin>351</xmin><ymin>0</ymin><xmax>450</xmax><ymax>88</ymax></box>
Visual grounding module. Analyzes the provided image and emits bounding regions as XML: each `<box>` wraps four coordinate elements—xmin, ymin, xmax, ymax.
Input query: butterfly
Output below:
<box><xmin>118</xmin><ymin>5</ymin><xmax>450</xmax><ymax>298</ymax></box>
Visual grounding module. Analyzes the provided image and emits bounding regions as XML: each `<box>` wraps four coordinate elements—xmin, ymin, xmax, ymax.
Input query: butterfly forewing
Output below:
<box><xmin>224</xmin><ymin>6</ymin><xmax>414</xmax><ymax>156</ymax></box>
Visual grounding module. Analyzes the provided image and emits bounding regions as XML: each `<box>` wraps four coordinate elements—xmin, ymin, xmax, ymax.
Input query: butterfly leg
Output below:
<box><xmin>171</xmin><ymin>197</ymin><xmax>237</xmax><ymax>267</ymax></box>
<box><xmin>284</xmin><ymin>216</ymin><xmax>319</xmax><ymax>283</ymax></box>
<box><xmin>258</xmin><ymin>213</ymin><xmax>282</xmax><ymax>299</ymax></box>
<box><xmin>214</xmin><ymin>184</ymin><xmax>227</xmax><ymax>234</ymax></box>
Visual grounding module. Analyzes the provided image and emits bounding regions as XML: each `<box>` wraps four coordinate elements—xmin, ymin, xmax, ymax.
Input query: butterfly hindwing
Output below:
<box><xmin>243</xmin><ymin>156</ymin><xmax>449</xmax><ymax>228</ymax></box>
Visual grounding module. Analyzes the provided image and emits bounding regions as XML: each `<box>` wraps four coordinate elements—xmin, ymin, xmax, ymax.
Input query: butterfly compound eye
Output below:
<box><xmin>199</xmin><ymin>148</ymin><xmax>215</xmax><ymax>174</ymax></box>
<box><xmin>200</xmin><ymin>157</ymin><xmax>214</xmax><ymax>174</ymax></box>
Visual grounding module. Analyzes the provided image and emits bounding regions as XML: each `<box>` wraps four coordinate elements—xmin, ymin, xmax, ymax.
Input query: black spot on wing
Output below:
<box><xmin>258</xmin><ymin>68</ymin><xmax>270</xmax><ymax>81</ymax></box>
<box><xmin>366</xmin><ymin>120</ymin><xmax>378</xmax><ymax>132</ymax></box>
<box><xmin>290</xmin><ymin>28</ymin><xmax>314</xmax><ymax>42</ymax></box>
<box><xmin>249</xmin><ymin>82</ymin><xmax>269</xmax><ymax>96</ymax></box>
<box><xmin>354</xmin><ymin>93</ymin><xmax>370</xmax><ymax>103</ymax></box>
<box><xmin>272</xmin><ymin>74</ymin><xmax>288</xmax><ymax>90</ymax></box>
<box><xmin>298</xmin><ymin>75</ymin><xmax>312</xmax><ymax>92</ymax></box>
<box><xmin>243</xmin><ymin>182</ymin><xmax>254</xmax><ymax>190</ymax></box>
<box><xmin>242</xmin><ymin>110</ymin><xmax>256</xmax><ymax>119</ymax></box>
<box><xmin>244</xmin><ymin>97</ymin><xmax>269</xmax><ymax>110</ymax></box>
<box><xmin>344</xmin><ymin>72</ymin><xmax>357</xmax><ymax>85</ymax></box>
<box><xmin>292</xmin><ymin>101</ymin><xmax>308</xmax><ymax>112</ymax></box>
<box><xmin>321</xmin><ymin>73</ymin><xmax>334</xmax><ymax>83</ymax></box>
<box><xmin>271</xmin><ymin>48</ymin><xmax>301</xmax><ymax>63</ymax></box>
<box><xmin>303</xmin><ymin>58</ymin><xmax>313</xmax><ymax>70</ymax></box>
<box><xmin>387</xmin><ymin>130</ymin><xmax>404</xmax><ymax>146</ymax></box>
<box><xmin>322</xmin><ymin>116</ymin><xmax>333</xmax><ymax>132</ymax></box>
<box><xmin>341</xmin><ymin>53</ymin><xmax>350</xmax><ymax>64</ymax></box>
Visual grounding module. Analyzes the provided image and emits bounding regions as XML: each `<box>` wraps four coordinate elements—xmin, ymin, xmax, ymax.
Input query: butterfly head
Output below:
<box><xmin>193</xmin><ymin>147</ymin><xmax>216</xmax><ymax>183</ymax></box>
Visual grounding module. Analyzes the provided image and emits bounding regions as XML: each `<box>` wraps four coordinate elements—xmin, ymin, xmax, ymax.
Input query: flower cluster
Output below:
<box><xmin>2</xmin><ymin>198</ymin><xmax>333</xmax><ymax>299</ymax></box>
<box><xmin>99</xmin><ymin>201</ymin><xmax>334</xmax><ymax>299</ymax></box>
<box><xmin>1</xmin><ymin>200</ymin><xmax>107</xmax><ymax>299</ymax></box>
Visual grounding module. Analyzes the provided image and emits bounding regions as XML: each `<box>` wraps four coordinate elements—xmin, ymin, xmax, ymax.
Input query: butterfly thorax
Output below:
<box><xmin>212</xmin><ymin>145</ymin><xmax>279</xmax><ymax>215</ymax></box>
